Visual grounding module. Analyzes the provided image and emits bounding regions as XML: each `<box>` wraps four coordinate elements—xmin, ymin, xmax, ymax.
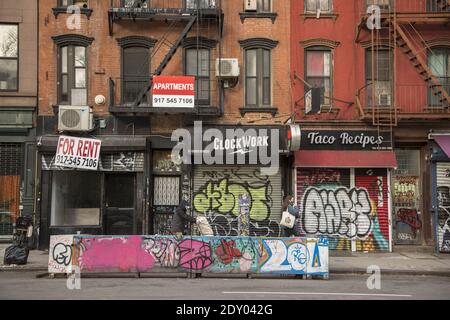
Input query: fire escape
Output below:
<box><xmin>356</xmin><ymin>0</ymin><xmax>450</xmax><ymax>147</ymax></box>
<box><xmin>107</xmin><ymin>0</ymin><xmax>223</xmax><ymax>115</ymax></box>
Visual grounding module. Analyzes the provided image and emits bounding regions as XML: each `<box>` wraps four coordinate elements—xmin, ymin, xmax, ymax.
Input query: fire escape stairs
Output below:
<box><xmin>133</xmin><ymin>15</ymin><xmax>198</xmax><ymax>107</ymax></box>
<box><xmin>391</xmin><ymin>21</ymin><xmax>450</xmax><ymax>107</ymax></box>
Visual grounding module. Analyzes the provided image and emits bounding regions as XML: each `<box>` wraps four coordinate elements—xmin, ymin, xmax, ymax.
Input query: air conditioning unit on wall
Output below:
<box><xmin>58</xmin><ymin>106</ymin><xmax>94</xmax><ymax>132</ymax></box>
<box><xmin>378</xmin><ymin>93</ymin><xmax>391</xmax><ymax>106</ymax></box>
<box><xmin>215</xmin><ymin>58</ymin><xmax>240</xmax><ymax>78</ymax></box>
<box><xmin>244</xmin><ymin>0</ymin><xmax>257</xmax><ymax>11</ymax></box>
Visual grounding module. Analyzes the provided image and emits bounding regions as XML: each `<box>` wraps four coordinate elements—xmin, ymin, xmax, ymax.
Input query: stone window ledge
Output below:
<box><xmin>52</xmin><ymin>7</ymin><xmax>93</xmax><ymax>19</ymax></box>
<box><xmin>239</xmin><ymin>12</ymin><xmax>278</xmax><ymax>24</ymax></box>
<box><xmin>239</xmin><ymin>107</ymin><xmax>278</xmax><ymax>116</ymax></box>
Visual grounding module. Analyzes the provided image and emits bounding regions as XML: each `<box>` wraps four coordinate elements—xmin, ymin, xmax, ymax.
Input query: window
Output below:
<box><xmin>427</xmin><ymin>0</ymin><xmax>450</xmax><ymax>12</ymax></box>
<box><xmin>257</xmin><ymin>0</ymin><xmax>271</xmax><ymax>12</ymax></box>
<box><xmin>365</xmin><ymin>48</ymin><xmax>392</xmax><ymax>107</ymax></box>
<box><xmin>122</xmin><ymin>46</ymin><xmax>150</xmax><ymax>105</ymax></box>
<box><xmin>305</xmin><ymin>0</ymin><xmax>332</xmax><ymax>13</ymax></box>
<box><xmin>58</xmin><ymin>0</ymin><xmax>88</xmax><ymax>8</ymax></box>
<box><xmin>0</xmin><ymin>24</ymin><xmax>18</xmax><ymax>91</ymax></box>
<box><xmin>51</xmin><ymin>171</ymin><xmax>101</xmax><ymax>226</ymax></box>
<box><xmin>245</xmin><ymin>48</ymin><xmax>271</xmax><ymax>107</ymax></box>
<box><xmin>185</xmin><ymin>0</ymin><xmax>216</xmax><ymax>9</ymax></box>
<box><xmin>428</xmin><ymin>48</ymin><xmax>450</xmax><ymax>107</ymax></box>
<box><xmin>185</xmin><ymin>48</ymin><xmax>210</xmax><ymax>105</ymax></box>
<box><xmin>366</xmin><ymin>0</ymin><xmax>391</xmax><ymax>10</ymax></box>
<box><xmin>59</xmin><ymin>45</ymin><xmax>87</xmax><ymax>105</ymax></box>
<box><xmin>305</xmin><ymin>47</ymin><xmax>332</xmax><ymax>106</ymax></box>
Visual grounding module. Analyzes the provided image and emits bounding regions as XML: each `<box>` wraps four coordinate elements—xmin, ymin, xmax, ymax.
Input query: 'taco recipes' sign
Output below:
<box><xmin>301</xmin><ymin>130</ymin><xmax>392</xmax><ymax>150</ymax></box>
<box><xmin>55</xmin><ymin>136</ymin><xmax>101</xmax><ymax>170</ymax></box>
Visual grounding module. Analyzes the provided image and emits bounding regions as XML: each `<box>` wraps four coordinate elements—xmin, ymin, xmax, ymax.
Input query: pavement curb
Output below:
<box><xmin>330</xmin><ymin>268</ymin><xmax>450</xmax><ymax>277</ymax></box>
<box><xmin>1</xmin><ymin>267</ymin><xmax>450</xmax><ymax>277</ymax></box>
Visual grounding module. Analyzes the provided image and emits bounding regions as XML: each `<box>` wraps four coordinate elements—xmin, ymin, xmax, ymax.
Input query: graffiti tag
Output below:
<box><xmin>301</xmin><ymin>187</ymin><xmax>373</xmax><ymax>239</ymax></box>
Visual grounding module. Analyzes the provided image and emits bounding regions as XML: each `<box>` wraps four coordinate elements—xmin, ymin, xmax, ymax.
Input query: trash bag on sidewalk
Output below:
<box><xmin>3</xmin><ymin>245</ymin><xmax>29</xmax><ymax>265</ymax></box>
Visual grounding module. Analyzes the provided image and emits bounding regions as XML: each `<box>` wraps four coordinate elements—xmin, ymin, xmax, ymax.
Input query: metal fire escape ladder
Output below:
<box><xmin>391</xmin><ymin>21</ymin><xmax>450</xmax><ymax>106</ymax></box>
<box><xmin>133</xmin><ymin>15</ymin><xmax>198</xmax><ymax>106</ymax></box>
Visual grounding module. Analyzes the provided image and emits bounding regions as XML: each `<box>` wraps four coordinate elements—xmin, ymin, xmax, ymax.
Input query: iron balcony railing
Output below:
<box><xmin>356</xmin><ymin>82</ymin><xmax>450</xmax><ymax>116</ymax></box>
<box><xmin>110</xmin><ymin>0</ymin><xmax>220</xmax><ymax>11</ymax></box>
<box><xmin>361</xmin><ymin>0</ymin><xmax>450</xmax><ymax>14</ymax></box>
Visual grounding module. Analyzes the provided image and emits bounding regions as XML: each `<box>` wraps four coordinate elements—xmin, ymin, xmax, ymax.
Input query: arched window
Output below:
<box><xmin>117</xmin><ymin>36</ymin><xmax>156</xmax><ymax>105</ymax></box>
<box><xmin>239</xmin><ymin>38</ymin><xmax>278</xmax><ymax>107</ymax></box>
<box><xmin>52</xmin><ymin>34</ymin><xmax>94</xmax><ymax>105</ymax></box>
<box><xmin>183</xmin><ymin>37</ymin><xmax>216</xmax><ymax>106</ymax></box>
<box><xmin>365</xmin><ymin>46</ymin><xmax>392</xmax><ymax>107</ymax></box>
<box><xmin>428</xmin><ymin>47</ymin><xmax>450</xmax><ymax>107</ymax></box>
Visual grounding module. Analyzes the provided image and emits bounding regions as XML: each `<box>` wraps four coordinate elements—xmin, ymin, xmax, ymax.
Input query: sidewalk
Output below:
<box><xmin>1</xmin><ymin>243</ymin><xmax>449</xmax><ymax>276</ymax></box>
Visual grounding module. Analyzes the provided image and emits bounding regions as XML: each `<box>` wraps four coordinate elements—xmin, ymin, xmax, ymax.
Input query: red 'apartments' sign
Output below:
<box><xmin>152</xmin><ymin>76</ymin><xmax>195</xmax><ymax>108</ymax></box>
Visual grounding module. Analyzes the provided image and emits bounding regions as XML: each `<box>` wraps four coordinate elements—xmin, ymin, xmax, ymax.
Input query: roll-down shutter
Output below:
<box><xmin>436</xmin><ymin>163</ymin><xmax>450</xmax><ymax>253</ymax></box>
<box><xmin>193</xmin><ymin>166</ymin><xmax>282</xmax><ymax>237</ymax></box>
<box><xmin>296</xmin><ymin>168</ymin><xmax>390</xmax><ymax>252</ymax></box>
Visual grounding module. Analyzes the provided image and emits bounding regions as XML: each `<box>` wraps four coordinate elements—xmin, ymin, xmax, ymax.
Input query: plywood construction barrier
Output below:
<box><xmin>48</xmin><ymin>235</ymin><xmax>329</xmax><ymax>278</ymax></box>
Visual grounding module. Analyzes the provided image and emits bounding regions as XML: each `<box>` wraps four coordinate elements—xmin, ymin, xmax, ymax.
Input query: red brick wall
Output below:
<box><xmin>39</xmin><ymin>0</ymin><xmax>291</xmax><ymax>133</ymax></box>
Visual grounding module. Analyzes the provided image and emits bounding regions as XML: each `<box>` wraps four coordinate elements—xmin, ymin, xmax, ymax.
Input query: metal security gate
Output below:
<box><xmin>192</xmin><ymin>166</ymin><xmax>282</xmax><ymax>237</ymax></box>
<box><xmin>436</xmin><ymin>163</ymin><xmax>450</xmax><ymax>253</ymax></box>
<box><xmin>0</xmin><ymin>143</ymin><xmax>23</xmax><ymax>236</ymax></box>
<box><xmin>296</xmin><ymin>168</ymin><xmax>390</xmax><ymax>252</ymax></box>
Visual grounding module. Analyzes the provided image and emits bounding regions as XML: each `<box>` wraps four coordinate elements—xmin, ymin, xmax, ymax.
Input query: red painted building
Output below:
<box><xmin>290</xmin><ymin>0</ymin><xmax>450</xmax><ymax>252</ymax></box>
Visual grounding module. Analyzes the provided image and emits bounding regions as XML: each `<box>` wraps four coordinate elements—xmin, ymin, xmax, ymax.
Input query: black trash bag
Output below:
<box><xmin>3</xmin><ymin>245</ymin><xmax>29</xmax><ymax>265</ymax></box>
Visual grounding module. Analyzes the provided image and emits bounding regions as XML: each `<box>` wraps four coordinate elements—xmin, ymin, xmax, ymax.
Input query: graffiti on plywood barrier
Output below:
<box><xmin>48</xmin><ymin>235</ymin><xmax>329</xmax><ymax>277</ymax></box>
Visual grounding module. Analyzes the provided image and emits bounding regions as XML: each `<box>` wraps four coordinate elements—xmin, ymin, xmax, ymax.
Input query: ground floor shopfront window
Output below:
<box><xmin>51</xmin><ymin>171</ymin><xmax>101</xmax><ymax>226</ymax></box>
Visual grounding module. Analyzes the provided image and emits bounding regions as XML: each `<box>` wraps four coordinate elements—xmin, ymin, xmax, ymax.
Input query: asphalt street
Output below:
<box><xmin>0</xmin><ymin>272</ymin><xmax>449</xmax><ymax>300</ymax></box>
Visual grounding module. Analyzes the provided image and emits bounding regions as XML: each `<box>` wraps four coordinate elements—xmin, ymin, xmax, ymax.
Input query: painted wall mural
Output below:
<box><xmin>48</xmin><ymin>235</ymin><xmax>329</xmax><ymax>277</ymax></box>
<box><xmin>193</xmin><ymin>168</ymin><xmax>282</xmax><ymax>237</ymax></box>
<box><xmin>297</xmin><ymin>168</ymin><xmax>390</xmax><ymax>252</ymax></box>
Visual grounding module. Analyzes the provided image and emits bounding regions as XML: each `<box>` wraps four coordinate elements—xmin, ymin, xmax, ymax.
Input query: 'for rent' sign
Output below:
<box><xmin>55</xmin><ymin>135</ymin><xmax>101</xmax><ymax>170</ymax></box>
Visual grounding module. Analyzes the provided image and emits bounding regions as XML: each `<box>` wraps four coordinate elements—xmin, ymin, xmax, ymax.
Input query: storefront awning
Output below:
<box><xmin>434</xmin><ymin>135</ymin><xmax>450</xmax><ymax>159</ymax></box>
<box><xmin>294</xmin><ymin>150</ymin><xmax>398</xmax><ymax>168</ymax></box>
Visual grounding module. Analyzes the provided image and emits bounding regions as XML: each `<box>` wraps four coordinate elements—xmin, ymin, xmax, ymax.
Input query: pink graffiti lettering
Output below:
<box><xmin>179</xmin><ymin>239</ymin><xmax>213</xmax><ymax>271</ymax></box>
<box><xmin>79</xmin><ymin>236</ymin><xmax>155</xmax><ymax>272</ymax></box>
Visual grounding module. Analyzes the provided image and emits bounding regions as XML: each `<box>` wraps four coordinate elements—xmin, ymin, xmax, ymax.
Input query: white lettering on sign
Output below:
<box><xmin>306</xmin><ymin>131</ymin><xmax>383</xmax><ymax>148</ymax></box>
<box><xmin>152</xmin><ymin>76</ymin><xmax>195</xmax><ymax>108</ymax></box>
<box><xmin>55</xmin><ymin>136</ymin><xmax>101</xmax><ymax>170</ymax></box>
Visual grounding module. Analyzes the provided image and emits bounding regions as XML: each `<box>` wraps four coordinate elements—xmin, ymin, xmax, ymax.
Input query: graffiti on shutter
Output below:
<box><xmin>297</xmin><ymin>168</ymin><xmax>390</xmax><ymax>252</ymax></box>
<box><xmin>437</xmin><ymin>163</ymin><xmax>450</xmax><ymax>253</ymax></box>
<box><xmin>297</xmin><ymin>168</ymin><xmax>352</xmax><ymax>251</ymax></box>
<box><xmin>354</xmin><ymin>169</ymin><xmax>389</xmax><ymax>252</ymax></box>
<box><xmin>193</xmin><ymin>167</ymin><xmax>282</xmax><ymax>237</ymax></box>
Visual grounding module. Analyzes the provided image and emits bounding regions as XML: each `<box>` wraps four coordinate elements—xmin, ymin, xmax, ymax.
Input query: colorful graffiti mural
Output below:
<box><xmin>48</xmin><ymin>235</ymin><xmax>329</xmax><ymax>277</ymax></box>
<box><xmin>437</xmin><ymin>186</ymin><xmax>450</xmax><ymax>253</ymax></box>
<box><xmin>301</xmin><ymin>187</ymin><xmax>373</xmax><ymax>239</ymax></box>
<box><xmin>193</xmin><ymin>168</ymin><xmax>282</xmax><ymax>237</ymax></box>
<box><xmin>297</xmin><ymin>168</ymin><xmax>390</xmax><ymax>252</ymax></box>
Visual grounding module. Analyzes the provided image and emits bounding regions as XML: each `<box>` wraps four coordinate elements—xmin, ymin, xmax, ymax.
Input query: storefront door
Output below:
<box><xmin>393</xmin><ymin>149</ymin><xmax>422</xmax><ymax>245</ymax></box>
<box><xmin>104</xmin><ymin>174</ymin><xmax>135</xmax><ymax>235</ymax></box>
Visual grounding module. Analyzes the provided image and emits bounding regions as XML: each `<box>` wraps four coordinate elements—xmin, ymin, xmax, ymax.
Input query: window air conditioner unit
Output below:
<box><xmin>244</xmin><ymin>0</ymin><xmax>257</xmax><ymax>11</ymax></box>
<box><xmin>215</xmin><ymin>58</ymin><xmax>239</xmax><ymax>78</ymax></box>
<box><xmin>58</xmin><ymin>106</ymin><xmax>94</xmax><ymax>132</ymax></box>
<box><xmin>378</xmin><ymin>93</ymin><xmax>391</xmax><ymax>106</ymax></box>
